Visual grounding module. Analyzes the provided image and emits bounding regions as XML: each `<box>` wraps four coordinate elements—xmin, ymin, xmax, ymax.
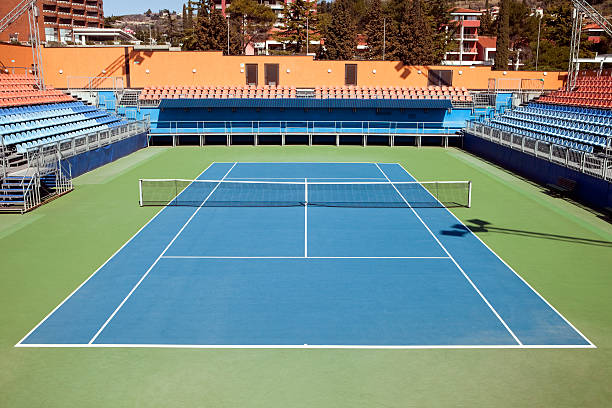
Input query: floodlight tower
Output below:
<box><xmin>0</xmin><ymin>0</ymin><xmax>45</xmax><ymax>89</ymax></box>
<box><xmin>567</xmin><ymin>0</ymin><xmax>612</xmax><ymax>91</ymax></box>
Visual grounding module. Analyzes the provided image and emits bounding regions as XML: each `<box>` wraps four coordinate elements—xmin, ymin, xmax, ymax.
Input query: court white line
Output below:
<box><xmin>14</xmin><ymin>162</ymin><xmax>218</xmax><ymax>347</ymax></box>
<box><xmin>304</xmin><ymin>177</ymin><xmax>308</xmax><ymax>258</ymax></box>
<box><xmin>15</xmin><ymin>343</ymin><xmax>596</xmax><ymax>349</ymax></box>
<box><xmin>226</xmin><ymin>177</ymin><xmax>387</xmax><ymax>180</ymax></box>
<box><xmin>375</xmin><ymin>163</ymin><xmax>523</xmax><ymax>346</ymax></box>
<box><xmin>161</xmin><ymin>256</ymin><xmax>451</xmax><ymax>259</ymax></box>
<box><xmin>396</xmin><ymin>163</ymin><xmax>596</xmax><ymax>348</ymax></box>
<box><xmin>87</xmin><ymin>162</ymin><xmax>238</xmax><ymax>345</ymax></box>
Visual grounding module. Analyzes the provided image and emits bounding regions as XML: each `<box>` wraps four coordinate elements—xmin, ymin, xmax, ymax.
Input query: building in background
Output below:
<box><xmin>0</xmin><ymin>0</ymin><xmax>104</xmax><ymax>44</ymax></box>
<box><xmin>443</xmin><ymin>8</ymin><xmax>490</xmax><ymax>66</ymax></box>
<box><xmin>213</xmin><ymin>0</ymin><xmax>318</xmax><ymax>55</ymax></box>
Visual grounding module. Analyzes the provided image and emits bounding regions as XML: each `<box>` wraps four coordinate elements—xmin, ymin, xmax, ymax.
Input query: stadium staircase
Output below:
<box><xmin>118</xmin><ymin>90</ymin><xmax>140</xmax><ymax>107</ymax></box>
<box><xmin>0</xmin><ymin>158</ymin><xmax>72</xmax><ymax>214</ymax></box>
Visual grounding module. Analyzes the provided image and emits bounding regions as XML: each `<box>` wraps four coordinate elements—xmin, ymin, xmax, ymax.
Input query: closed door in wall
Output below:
<box><xmin>246</xmin><ymin>64</ymin><xmax>258</xmax><ymax>86</ymax></box>
<box><xmin>265</xmin><ymin>64</ymin><xmax>279</xmax><ymax>86</ymax></box>
<box><xmin>345</xmin><ymin>64</ymin><xmax>357</xmax><ymax>86</ymax></box>
<box><xmin>428</xmin><ymin>70</ymin><xmax>453</xmax><ymax>87</ymax></box>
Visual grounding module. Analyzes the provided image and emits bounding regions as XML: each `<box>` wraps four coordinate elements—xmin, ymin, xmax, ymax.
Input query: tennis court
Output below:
<box><xmin>17</xmin><ymin>162</ymin><xmax>593</xmax><ymax>348</ymax></box>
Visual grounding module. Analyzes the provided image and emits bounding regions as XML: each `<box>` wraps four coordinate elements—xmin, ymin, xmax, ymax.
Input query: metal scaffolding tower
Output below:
<box><xmin>0</xmin><ymin>0</ymin><xmax>44</xmax><ymax>89</ymax></box>
<box><xmin>568</xmin><ymin>0</ymin><xmax>612</xmax><ymax>91</ymax></box>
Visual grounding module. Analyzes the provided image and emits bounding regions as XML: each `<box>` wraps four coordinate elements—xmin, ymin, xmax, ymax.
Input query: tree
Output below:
<box><xmin>208</xmin><ymin>0</ymin><xmax>230</xmax><ymax>51</ymax></box>
<box><xmin>227</xmin><ymin>0</ymin><xmax>276</xmax><ymax>54</ymax></box>
<box><xmin>480</xmin><ymin>0</ymin><xmax>495</xmax><ymax>36</ymax></box>
<box><xmin>317</xmin><ymin>0</ymin><xmax>356</xmax><ymax>60</ymax></box>
<box><xmin>275</xmin><ymin>0</ymin><xmax>318</xmax><ymax>54</ymax></box>
<box><xmin>425</xmin><ymin>0</ymin><xmax>452</xmax><ymax>64</ymax></box>
<box><xmin>387</xmin><ymin>0</ymin><xmax>435</xmax><ymax>65</ymax></box>
<box><xmin>364</xmin><ymin>0</ymin><xmax>384</xmax><ymax>59</ymax></box>
<box><xmin>495</xmin><ymin>0</ymin><xmax>510</xmax><ymax>70</ymax></box>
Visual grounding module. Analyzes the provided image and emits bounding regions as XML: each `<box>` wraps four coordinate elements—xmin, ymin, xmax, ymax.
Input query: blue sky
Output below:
<box><xmin>104</xmin><ymin>0</ymin><xmax>186</xmax><ymax>16</ymax></box>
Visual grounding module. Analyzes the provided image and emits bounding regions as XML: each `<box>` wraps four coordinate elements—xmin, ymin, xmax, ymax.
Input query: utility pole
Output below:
<box><xmin>227</xmin><ymin>14</ymin><xmax>230</xmax><ymax>55</ymax></box>
<box><xmin>382</xmin><ymin>17</ymin><xmax>386</xmax><ymax>61</ymax></box>
<box><xmin>306</xmin><ymin>16</ymin><xmax>309</xmax><ymax>55</ymax></box>
<box><xmin>535</xmin><ymin>10</ymin><xmax>542</xmax><ymax>71</ymax></box>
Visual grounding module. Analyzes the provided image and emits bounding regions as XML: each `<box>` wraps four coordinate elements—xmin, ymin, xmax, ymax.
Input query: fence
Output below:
<box><xmin>66</xmin><ymin>76</ymin><xmax>124</xmax><ymax>91</ymax></box>
<box><xmin>25</xmin><ymin>120</ymin><xmax>149</xmax><ymax>162</ymax></box>
<box><xmin>488</xmin><ymin>78</ymin><xmax>546</xmax><ymax>93</ymax></box>
<box><xmin>465</xmin><ymin>121</ymin><xmax>612</xmax><ymax>181</ymax></box>
<box><xmin>149</xmin><ymin>121</ymin><xmax>467</xmax><ymax>136</ymax></box>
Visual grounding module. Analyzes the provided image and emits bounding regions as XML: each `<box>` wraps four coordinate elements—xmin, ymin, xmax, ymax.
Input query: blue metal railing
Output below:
<box><xmin>149</xmin><ymin>120</ymin><xmax>467</xmax><ymax>136</ymax></box>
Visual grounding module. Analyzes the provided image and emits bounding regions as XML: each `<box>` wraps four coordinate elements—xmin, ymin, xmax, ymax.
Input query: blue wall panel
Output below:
<box><xmin>63</xmin><ymin>132</ymin><xmax>148</xmax><ymax>178</ymax></box>
<box><xmin>142</xmin><ymin>107</ymin><xmax>473</xmax><ymax>128</ymax></box>
<box><xmin>464</xmin><ymin>133</ymin><xmax>612</xmax><ymax>210</ymax></box>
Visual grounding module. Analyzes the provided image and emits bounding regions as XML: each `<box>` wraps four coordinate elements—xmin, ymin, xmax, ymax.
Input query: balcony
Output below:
<box><xmin>453</xmin><ymin>33</ymin><xmax>478</xmax><ymax>41</ymax></box>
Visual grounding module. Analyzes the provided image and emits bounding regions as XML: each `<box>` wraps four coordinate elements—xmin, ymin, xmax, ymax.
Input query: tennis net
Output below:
<box><xmin>139</xmin><ymin>179</ymin><xmax>472</xmax><ymax>208</ymax></box>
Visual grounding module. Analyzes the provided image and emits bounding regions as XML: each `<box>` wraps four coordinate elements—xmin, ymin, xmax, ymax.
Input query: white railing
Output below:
<box><xmin>465</xmin><ymin>121</ymin><xmax>612</xmax><ymax>181</ymax></box>
<box><xmin>25</xmin><ymin>119</ymin><xmax>149</xmax><ymax>160</ymax></box>
<box><xmin>149</xmin><ymin>120</ymin><xmax>466</xmax><ymax>136</ymax></box>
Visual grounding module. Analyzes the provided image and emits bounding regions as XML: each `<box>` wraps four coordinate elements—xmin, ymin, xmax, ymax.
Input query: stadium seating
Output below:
<box><xmin>0</xmin><ymin>74</ymin><xmax>73</xmax><ymax>107</ymax></box>
<box><xmin>0</xmin><ymin>74</ymin><xmax>131</xmax><ymax>154</ymax></box>
<box><xmin>139</xmin><ymin>85</ymin><xmax>472</xmax><ymax>102</ymax></box>
<box><xmin>479</xmin><ymin>102</ymin><xmax>612</xmax><ymax>154</ymax></box>
<box><xmin>538</xmin><ymin>73</ymin><xmax>612</xmax><ymax>109</ymax></box>
<box><xmin>0</xmin><ymin>103</ymin><xmax>129</xmax><ymax>154</ymax></box>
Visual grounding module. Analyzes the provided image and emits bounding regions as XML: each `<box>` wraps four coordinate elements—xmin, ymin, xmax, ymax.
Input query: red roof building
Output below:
<box><xmin>443</xmin><ymin>7</ymin><xmax>497</xmax><ymax>66</ymax></box>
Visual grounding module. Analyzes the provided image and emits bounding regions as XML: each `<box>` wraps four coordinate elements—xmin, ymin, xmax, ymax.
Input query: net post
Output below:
<box><xmin>139</xmin><ymin>179</ymin><xmax>143</xmax><ymax>207</ymax></box>
<box><xmin>468</xmin><ymin>181</ymin><xmax>472</xmax><ymax>208</ymax></box>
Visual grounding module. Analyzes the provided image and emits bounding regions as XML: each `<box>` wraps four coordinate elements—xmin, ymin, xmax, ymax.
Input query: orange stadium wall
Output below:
<box><xmin>0</xmin><ymin>43</ymin><xmax>566</xmax><ymax>90</ymax></box>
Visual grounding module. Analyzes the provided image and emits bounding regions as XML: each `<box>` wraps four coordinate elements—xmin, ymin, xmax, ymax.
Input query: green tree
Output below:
<box><xmin>227</xmin><ymin>0</ymin><xmax>276</xmax><ymax>54</ymax></box>
<box><xmin>275</xmin><ymin>0</ymin><xmax>317</xmax><ymax>54</ymax></box>
<box><xmin>317</xmin><ymin>0</ymin><xmax>356</xmax><ymax>60</ymax></box>
<box><xmin>480</xmin><ymin>0</ymin><xmax>495</xmax><ymax>36</ymax></box>
<box><xmin>495</xmin><ymin>0</ymin><xmax>510</xmax><ymax>70</ymax></box>
<box><xmin>364</xmin><ymin>0</ymin><xmax>385</xmax><ymax>60</ymax></box>
<box><xmin>208</xmin><ymin>0</ymin><xmax>230</xmax><ymax>51</ymax></box>
<box><xmin>425</xmin><ymin>0</ymin><xmax>452</xmax><ymax>64</ymax></box>
<box><xmin>387</xmin><ymin>0</ymin><xmax>435</xmax><ymax>65</ymax></box>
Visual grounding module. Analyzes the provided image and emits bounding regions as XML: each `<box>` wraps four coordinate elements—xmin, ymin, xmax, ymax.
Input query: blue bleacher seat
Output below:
<box><xmin>1</xmin><ymin>101</ymin><xmax>126</xmax><ymax>153</ymax></box>
<box><xmin>480</xmin><ymin>101</ymin><xmax>611</xmax><ymax>153</ymax></box>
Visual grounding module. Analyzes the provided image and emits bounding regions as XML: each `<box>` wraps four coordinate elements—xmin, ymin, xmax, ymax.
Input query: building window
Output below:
<box><xmin>245</xmin><ymin>64</ymin><xmax>258</xmax><ymax>86</ymax></box>
<box><xmin>345</xmin><ymin>64</ymin><xmax>357</xmax><ymax>86</ymax></box>
<box><xmin>59</xmin><ymin>29</ymin><xmax>72</xmax><ymax>43</ymax></box>
<box><xmin>428</xmin><ymin>69</ymin><xmax>453</xmax><ymax>87</ymax></box>
<box><xmin>264</xmin><ymin>64</ymin><xmax>279</xmax><ymax>86</ymax></box>
<box><xmin>45</xmin><ymin>28</ymin><xmax>57</xmax><ymax>42</ymax></box>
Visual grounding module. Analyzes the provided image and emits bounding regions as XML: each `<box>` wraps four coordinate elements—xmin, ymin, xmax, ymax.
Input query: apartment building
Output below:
<box><xmin>443</xmin><ymin>8</ymin><xmax>491</xmax><ymax>66</ymax></box>
<box><xmin>0</xmin><ymin>0</ymin><xmax>104</xmax><ymax>44</ymax></box>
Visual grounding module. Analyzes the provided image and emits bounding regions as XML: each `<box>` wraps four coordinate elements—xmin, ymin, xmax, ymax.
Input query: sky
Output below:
<box><xmin>103</xmin><ymin>0</ymin><xmax>186</xmax><ymax>16</ymax></box>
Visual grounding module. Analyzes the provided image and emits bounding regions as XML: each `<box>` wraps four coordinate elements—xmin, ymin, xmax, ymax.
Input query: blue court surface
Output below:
<box><xmin>17</xmin><ymin>162</ymin><xmax>594</xmax><ymax>348</ymax></box>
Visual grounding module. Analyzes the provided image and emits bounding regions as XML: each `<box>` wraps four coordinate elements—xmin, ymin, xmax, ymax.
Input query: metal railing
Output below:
<box><xmin>67</xmin><ymin>76</ymin><xmax>124</xmax><ymax>91</ymax></box>
<box><xmin>149</xmin><ymin>121</ymin><xmax>466</xmax><ymax>136</ymax></box>
<box><xmin>25</xmin><ymin>119</ymin><xmax>149</xmax><ymax>160</ymax></box>
<box><xmin>465</xmin><ymin>121</ymin><xmax>612</xmax><ymax>181</ymax></box>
